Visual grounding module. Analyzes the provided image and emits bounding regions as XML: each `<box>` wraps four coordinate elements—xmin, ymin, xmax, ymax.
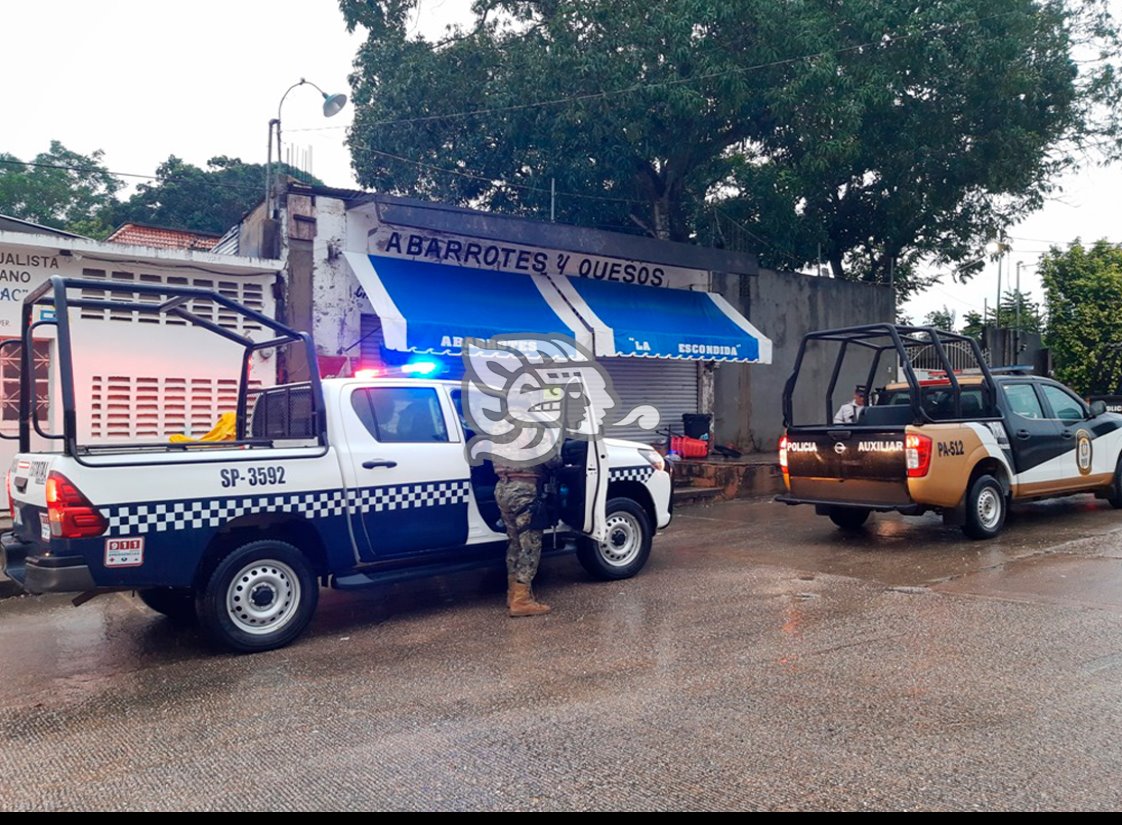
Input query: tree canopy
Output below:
<box><xmin>340</xmin><ymin>0</ymin><xmax>1122</xmax><ymax>298</ymax></box>
<box><xmin>111</xmin><ymin>156</ymin><xmax>323</xmax><ymax>236</ymax></box>
<box><xmin>0</xmin><ymin>146</ymin><xmax>320</xmax><ymax>239</ymax></box>
<box><xmin>1042</xmin><ymin>239</ymin><xmax>1122</xmax><ymax>395</ymax></box>
<box><xmin>0</xmin><ymin>141</ymin><xmax>122</xmax><ymax>237</ymax></box>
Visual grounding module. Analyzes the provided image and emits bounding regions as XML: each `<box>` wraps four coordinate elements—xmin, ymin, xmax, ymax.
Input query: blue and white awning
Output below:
<box><xmin>345</xmin><ymin>253</ymin><xmax>771</xmax><ymax>363</ymax></box>
<box><xmin>547</xmin><ymin>274</ymin><xmax>772</xmax><ymax>363</ymax></box>
<box><xmin>344</xmin><ymin>253</ymin><xmax>591</xmax><ymax>355</ymax></box>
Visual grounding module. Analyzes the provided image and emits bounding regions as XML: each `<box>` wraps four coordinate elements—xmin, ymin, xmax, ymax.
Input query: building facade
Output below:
<box><xmin>236</xmin><ymin>182</ymin><xmax>894</xmax><ymax>453</ymax></box>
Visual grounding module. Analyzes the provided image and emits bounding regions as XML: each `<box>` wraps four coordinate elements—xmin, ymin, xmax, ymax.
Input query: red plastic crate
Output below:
<box><xmin>670</xmin><ymin>435</ymin><xmax>709</xmax><ymax>458</ymax></box>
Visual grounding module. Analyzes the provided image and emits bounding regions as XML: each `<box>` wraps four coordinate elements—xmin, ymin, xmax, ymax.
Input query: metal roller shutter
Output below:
<box><xmin>602</xmin><ymin>358</ymin><xmax>699</xmax><ymax>446</ymax></box>
<box><xmin>358</xmin><ymin>314</ymin><xmax>385</xmax><ymax>372</ymax></box>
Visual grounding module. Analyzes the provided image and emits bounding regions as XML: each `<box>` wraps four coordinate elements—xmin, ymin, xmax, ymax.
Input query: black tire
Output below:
<box><xmin>1107</xmin><ymin>458</ymin><xmax>1122</xmax><ymax>509</ymax></box>
<box><xmin>136</xmin><ymin>588</ymin><xmax>197</xmax><ymax>624</ymax></box>
<box><xmin>828</xmin><ymin>506</ymin><xmax>871</xmax><ymax>530</ymax></box>
<box><xmin>195</xmin><ymin>540</ymin><xmax>319</xmax><ymax>654</ymax></box>
<box><xmin>576</xmin><ymin>497</ymin><xmax>653</xmax><ymax>581</ymax></box>
<box><xmin>963</xmin><ymin>474</ymin><xmax>1006</xmax><ymax>540</ymax></box>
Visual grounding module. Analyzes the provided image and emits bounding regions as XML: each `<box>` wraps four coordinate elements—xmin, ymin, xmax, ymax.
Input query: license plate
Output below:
<box><xmin>40</xmin><ymin>513</ymin><xmax>50</xmax><ymax>542</ymax></box>
<box><xmin>12</xmin><ymin>505</ymin><xmax>21</xmax><ymax>527</ymax></box>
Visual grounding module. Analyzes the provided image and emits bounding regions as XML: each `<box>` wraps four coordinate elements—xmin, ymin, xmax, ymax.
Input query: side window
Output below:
<box><xmin>1002</xmin><ymin>383</ymin><xmax>1044</xmax><ymax>419</ymax></box>
<box><xmin>351</xmin><ymin>387</ymin><xmax>449</xmax><ymax>443</ymax></box>
<box><xmin>1039</xmin><ymin>384</ymin><xmax>1086</xmax><ymax>422</ymax></box>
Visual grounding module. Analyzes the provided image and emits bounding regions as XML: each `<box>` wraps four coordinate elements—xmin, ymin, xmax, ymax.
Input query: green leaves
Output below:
<box><xmin>1042</xmin><ymin>239</ymin><xmax>1122</xmax><ymax>394</ymax></box>
<box><xmin>1</xmin><ymin>146</ymin><xmax>319</xmax><ymax>239</ymax></box>
<box><xmin>0</xmin><ymin>141</ymin><xmax>122</xmax><ymax>238</ymax></box>
<box><xmin>111</xmin><ymin>156</ymin><xmax>321</xmax><ymax>236</ymax></box>
<box><xmin>341</xmin><ymin>0</ymin><xmax>1122</xmax><ymax>299</ymax></box>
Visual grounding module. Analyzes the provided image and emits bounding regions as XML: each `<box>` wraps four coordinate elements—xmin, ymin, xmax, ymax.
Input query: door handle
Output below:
<box><xmin>1016</xmin><ymin>429</ymin><xmax>1032</xmax><ymax>440</ymax></box>
<box><xmin>1062</xmin><ymin>430</ymin><xmax>1073</xmax><ymax>439</ymax></box>
<box><xmin>362</xmin><ymin>459</ymin><xmax>398</xmax><ymax>469</ymax></box>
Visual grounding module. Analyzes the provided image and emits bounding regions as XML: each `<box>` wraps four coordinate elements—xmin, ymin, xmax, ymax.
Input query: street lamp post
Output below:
<box><xmin>266</xmin><ymin>78</ymin><xmax>348</xmax><ymax>219</ymax></box>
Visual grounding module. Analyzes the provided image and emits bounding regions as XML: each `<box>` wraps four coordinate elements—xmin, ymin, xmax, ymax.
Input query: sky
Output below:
<box><xmin>4</xmin><ymin>0</ymin><xmax>1120</xmax><ymax>327</ymax></box>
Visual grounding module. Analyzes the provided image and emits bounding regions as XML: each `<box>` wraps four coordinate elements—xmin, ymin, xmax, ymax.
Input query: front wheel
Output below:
<box><xmin>1106</xmin><ymin>457</ymin><xmax>1122</xmax><ymax>508</ymax></box>
<box><xmin>195</xmin><ymin>540</ymin><xmax>319</xmax><ymax>654</ymax></box>
<box><xmin>576</xmin><ymin>497</ymin><xmax>652</xmax><ymax>580</ymax></box>
<box><xmin>828</xmin><ymin>506</ymin><xmax>871</xmax><ymax>530</ymax></box>
<box><xmin>963</xmin><ymin>474</ymin><xmax>1006</xmax><ymax>540</ymax></box>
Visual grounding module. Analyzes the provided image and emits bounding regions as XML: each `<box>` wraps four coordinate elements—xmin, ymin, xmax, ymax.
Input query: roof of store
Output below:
<box><xmin>106</xmin><ymin>223</ymin><xmax>223</xmax><ymax>251</ymax></box>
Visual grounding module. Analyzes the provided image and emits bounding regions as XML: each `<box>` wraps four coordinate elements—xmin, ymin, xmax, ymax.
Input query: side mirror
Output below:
<box><xmin>1090</xmin><ymin>400</ymin><xmax>1107</xmax><ymax>417</ymax></box>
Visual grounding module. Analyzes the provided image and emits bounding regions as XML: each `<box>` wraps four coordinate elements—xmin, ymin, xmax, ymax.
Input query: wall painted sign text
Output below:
<box><xmin>371</xmin><ymin>228</ymin><xmax>709</xmax><ymax>290</ymax></box>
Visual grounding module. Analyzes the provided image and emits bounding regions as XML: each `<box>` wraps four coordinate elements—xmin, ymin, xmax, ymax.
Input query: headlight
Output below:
<box><xmin>638</xmin><ymin>448</ymin><xmax>665</xmax><ymax>473</ymax></box>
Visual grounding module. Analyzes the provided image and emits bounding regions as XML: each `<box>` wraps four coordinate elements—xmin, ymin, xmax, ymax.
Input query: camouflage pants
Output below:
<box><xmin>496</xmin><ymin>477</ymin><xmax>542</xmax><ymax>585</ymax></box>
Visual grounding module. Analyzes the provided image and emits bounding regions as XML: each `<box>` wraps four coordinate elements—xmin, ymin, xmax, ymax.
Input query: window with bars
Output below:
<box><xmin>0</xmin><ymin>339</ymin><xmax>50</xmax><ymax>423</ymax></box>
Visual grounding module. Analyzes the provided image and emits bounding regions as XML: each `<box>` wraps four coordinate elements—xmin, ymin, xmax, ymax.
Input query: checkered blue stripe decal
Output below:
<box><xmin>101</xmin><ymin>479</ymin><xmax>471</xmax><ymax>535</ymax></box>
<box><xmin>610</xmin><ymin>465</ymin><xmax>653</xmax><ymax>483</ymax></box>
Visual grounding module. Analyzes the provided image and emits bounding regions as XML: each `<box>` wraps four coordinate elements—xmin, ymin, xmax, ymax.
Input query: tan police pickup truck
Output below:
<box><xmin>775</xmin><ymin>324</ymin><xmax>1122</xmax><ymax>539</ymax></box>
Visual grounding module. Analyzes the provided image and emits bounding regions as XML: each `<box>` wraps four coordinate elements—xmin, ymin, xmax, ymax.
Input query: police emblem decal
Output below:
<box><xmin>1075</xmin><ymin>429</ymin><xmax>1093</xmax><ymax>475</ymax></box>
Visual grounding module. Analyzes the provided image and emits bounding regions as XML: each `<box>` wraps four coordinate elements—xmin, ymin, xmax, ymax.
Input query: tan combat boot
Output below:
<box><xmin>508</xmin><ymin>582</ymin><xmax>551</xmax><ymax>617</ymax></box>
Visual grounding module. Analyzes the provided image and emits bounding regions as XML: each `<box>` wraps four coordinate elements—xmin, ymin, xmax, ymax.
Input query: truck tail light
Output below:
<box><xmin>45</xmin><ymin>471</ymin><xmax>107</xmax><ymax>539</ymax></box>
<box><xmin>905</xmin><ymin>433</ymin><xmax>933</xmax><ymax>478</ymax></box>
<box><xmin>778</xmin><ymin>434</ymin><xmax>789</xmax><ymax>473</ymax></box>
<box><xmin>5</xmin><ymin>470</ymin><xmax>13</xmax><ymax>522</ymax></box>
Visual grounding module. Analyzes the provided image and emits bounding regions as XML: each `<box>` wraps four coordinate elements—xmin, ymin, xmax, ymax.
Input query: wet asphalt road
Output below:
<box><xmin>3</xmin><ymin>494</ymin><xmax>1122</xmax><ymax>811</ymax></box>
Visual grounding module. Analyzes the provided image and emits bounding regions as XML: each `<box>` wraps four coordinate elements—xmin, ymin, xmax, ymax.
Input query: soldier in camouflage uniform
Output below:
<box><xmin>495</xmin><ymin>453</ymin><xmax>561</xmax><ymax>617</ymax></box>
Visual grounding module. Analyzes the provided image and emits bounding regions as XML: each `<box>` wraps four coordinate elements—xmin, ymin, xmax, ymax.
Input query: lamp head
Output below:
<box><xmin>322</xmin><ymin>92</ymin><xmax>347</xmax><ymax>118</ymax></box>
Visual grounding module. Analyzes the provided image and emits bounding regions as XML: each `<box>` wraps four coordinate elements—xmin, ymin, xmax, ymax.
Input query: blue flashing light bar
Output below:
<box><xmin>401</xmin><ymin>360</ymin><xmax>441</xmax><ymax>377</ymax></box>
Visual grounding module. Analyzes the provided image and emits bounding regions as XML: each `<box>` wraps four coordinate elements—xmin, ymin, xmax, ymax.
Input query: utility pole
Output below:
<box><xmin>1015</xmin><ymin>261</ymin><xmax>1022</xmax><ymax>359</ymax></box>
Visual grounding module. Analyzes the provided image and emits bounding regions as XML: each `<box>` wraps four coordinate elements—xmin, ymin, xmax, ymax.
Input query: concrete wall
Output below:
<box><xmin>712</xmin><ymin>268</ymin><xmax>894</xmax><ymax>451</ymax></box>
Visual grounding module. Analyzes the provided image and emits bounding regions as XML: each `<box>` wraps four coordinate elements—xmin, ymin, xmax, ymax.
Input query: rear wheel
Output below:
<box><xmin>576</xmin><ymin>497</ymin><xmax>652</xmax><ymax>580</ymax></box>
<box><xmin>963</xmin><ymin>474</ymin><xmax>1006</xmax><ymax>539</ymax></box>
<box><xmin>136</xmin><ymin>588</ymin><xmax>196</xmax><ymax>624</ymax></box>
<box><xmin>828</xmin><ymin>506</ymin><xmax>871</xmax><ymax>530</ymax></box>
<box><xmin>195</xmin><ymin>540</ymin><xmax>319</xmax><ymax>654</ymax></box>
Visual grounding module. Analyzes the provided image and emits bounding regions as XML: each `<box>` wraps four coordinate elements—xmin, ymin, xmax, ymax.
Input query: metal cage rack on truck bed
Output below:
<box><xmin>0</xmin><ymin>276</ymin><xmax>328</xmax><ymax>457</ymax></box>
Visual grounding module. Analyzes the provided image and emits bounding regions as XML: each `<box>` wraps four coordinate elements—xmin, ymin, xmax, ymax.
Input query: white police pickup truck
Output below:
<box><xmin>1</xmin><ymin>277</ymin><xmax>672</xmax><ymax>653</ymax></box>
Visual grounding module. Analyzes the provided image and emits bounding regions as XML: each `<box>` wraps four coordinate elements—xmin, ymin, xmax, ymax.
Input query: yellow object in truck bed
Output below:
<box><xmin>169</xmin><ymin>412</ymin><xmax>236</xmax><ymax>443</ymax></box>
